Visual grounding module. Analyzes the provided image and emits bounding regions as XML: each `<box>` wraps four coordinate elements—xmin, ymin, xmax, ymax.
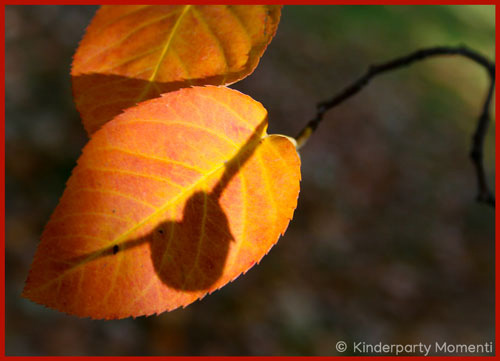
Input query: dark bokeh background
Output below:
<box><xmin>5</xmin><ymin>5</ymin><xmax>495</xmax><ymax>356</ymax></box>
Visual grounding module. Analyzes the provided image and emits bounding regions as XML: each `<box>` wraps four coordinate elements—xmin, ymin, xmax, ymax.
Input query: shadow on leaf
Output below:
<box><xmin>67</xmin><ymin>119</ymin><xmax>267</xmax><ymax>291</ymax></box>
<box><xmin>72</xmin><ymin>73</ymin><xmax>246</xmax><ymax>134</ymax></box>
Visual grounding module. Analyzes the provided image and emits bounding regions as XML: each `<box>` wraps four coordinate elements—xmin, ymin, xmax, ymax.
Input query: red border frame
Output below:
<box><xmin>496</xmin><ymin>4</ymin><xmax>498</xmax><ymax>360</ymax></box>
<box><xmin>1</xmin><ymin>1</ymin><xmax>498</xmax><ymax>4</ymax></box>
<box><xmin>1</xmin><ymin>3</ymin><xmax>5</xmax><ymax>360</ymax></box>
<box><xmin>1</xmin><ymin>2</ymin><xmax>496</xmax><ymax>359</ymax></box>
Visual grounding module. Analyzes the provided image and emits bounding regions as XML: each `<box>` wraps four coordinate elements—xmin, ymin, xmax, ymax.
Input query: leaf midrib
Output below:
<box><xmin>132</xmin><ymin>5</ymin><xmax>192</xmax><ymax>105</ymax></box>
<box><xmin>28</xmin><ymin>130</ymin><xmax>268</xmax><ymax>294</ymax></box>
<box><xmin>149</xmin><ymin>4</ymin><xmax>192</xmax><ymax>83</ymax></box>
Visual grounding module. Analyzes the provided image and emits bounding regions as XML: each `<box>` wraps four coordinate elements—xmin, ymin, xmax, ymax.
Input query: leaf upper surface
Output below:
<box><xmin>72</xmin><ymin>5</ymin><xmax>282</xmax><ymax>135</ymax></box>
<box><xmin>23</xmin><ymin>86</ymin><xmax>301</xmax><ymax>319</ymax></box>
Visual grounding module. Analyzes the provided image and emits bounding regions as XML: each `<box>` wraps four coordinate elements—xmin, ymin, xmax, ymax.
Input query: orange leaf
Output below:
<box><xmin>23</xmin><ymin>86</ymin><xmax>301</xmax><ymax>319</ymax></box>
<box><xmin>72</xmin><ymin>5</ymin><xmax>282</xmax><ymax>135</ymax></box>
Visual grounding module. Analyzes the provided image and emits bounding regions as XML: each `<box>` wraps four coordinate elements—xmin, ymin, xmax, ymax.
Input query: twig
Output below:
<box><xmin>470</xmin><ymin>74</ymin><xmax>495</xmax><ymax>207</ymax></box>
<box><xmin>295</xmin><ymin>45</ymin><xmax>495</xmax><ymax>208</ymax></box>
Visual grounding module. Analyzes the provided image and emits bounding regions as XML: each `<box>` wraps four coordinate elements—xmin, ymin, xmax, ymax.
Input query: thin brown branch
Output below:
<box><xmin>295</xmin><ymin>45</ymin><xmax>495</xmax><ymax>208</ymax></box>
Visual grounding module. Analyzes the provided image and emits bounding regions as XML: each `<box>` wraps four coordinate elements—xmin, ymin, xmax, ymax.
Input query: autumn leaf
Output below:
<box><xmin>23</xmin><ymin>86</ymin><xmax>301</xmax><ymax>319</ymax></box>
<box><xmin>72</xmin><ymin>5</ymin><xmax>282</xmax><ymax>135</ymax></box>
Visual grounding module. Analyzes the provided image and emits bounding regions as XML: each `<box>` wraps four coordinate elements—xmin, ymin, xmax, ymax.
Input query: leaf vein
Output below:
<box><xmin>82</xmin><ymin>165</ymin><xmax>184</xmax><ymax>189</ymax></box>
<box><xmin>94</xmin><ymin>146</ymin><xmax>206</xmax><ymax>174</ymax></box>
<box><xmin>49</xmin><ymin>211</ymin><xmax>131</xmax><ymax>225</ymax></box>
<box><xmin>85</xmin><ymin>10</ymin><xmax>183</xmax><ymax>71</ymax></box>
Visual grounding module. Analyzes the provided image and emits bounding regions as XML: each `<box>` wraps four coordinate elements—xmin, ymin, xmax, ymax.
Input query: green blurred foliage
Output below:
<box><xmin>6</xmin><ymin>5</ymin><xmax>494</xmax><ymax>356</ymax></box>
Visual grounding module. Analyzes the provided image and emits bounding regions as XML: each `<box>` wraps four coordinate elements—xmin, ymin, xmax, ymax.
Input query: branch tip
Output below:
<box><xmin>295</xmin><ymin>45</ymin><xmax>495</xmax><ymax>207</ymax></box>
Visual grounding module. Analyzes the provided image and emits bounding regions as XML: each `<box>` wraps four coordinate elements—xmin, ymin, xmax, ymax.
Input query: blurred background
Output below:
<box><xmin>5</xmin><ymin>5</ymin><xmax>495</xmax><ymax>356</ymax></box>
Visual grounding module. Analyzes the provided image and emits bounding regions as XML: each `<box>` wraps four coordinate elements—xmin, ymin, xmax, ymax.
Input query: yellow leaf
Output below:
<box><xmin>72</xmin><ymin>5</ymin><xmax>282</xmax><ymax>135</ymax></box>
<box><xmin>23</xmin><ymin>86</ymin><xmax>301</xmax><ymax>319</ymax></box>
